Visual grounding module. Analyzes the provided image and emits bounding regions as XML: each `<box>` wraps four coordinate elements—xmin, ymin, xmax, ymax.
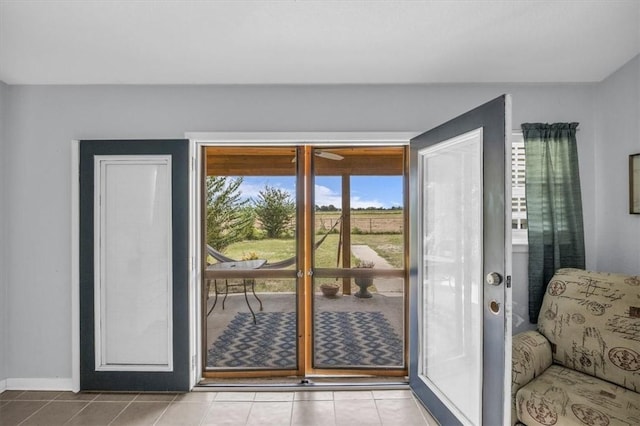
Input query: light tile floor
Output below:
<box><xmin>0</xmin><ymin>389</ymin><xmax>439</xmax><ymax>426</ymax></box>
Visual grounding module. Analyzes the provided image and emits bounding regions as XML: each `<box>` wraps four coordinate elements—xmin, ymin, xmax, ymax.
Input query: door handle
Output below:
<box><xmin>486</xmin><ymin>272</ymin><xmax>503</xmax><ymax>286</ymax></box>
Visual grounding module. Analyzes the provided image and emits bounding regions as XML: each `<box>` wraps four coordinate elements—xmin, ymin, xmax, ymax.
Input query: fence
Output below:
<box><xmin>315</xmin><ymin>216</ymin><xmax>403</xmax><ymax>234</ymax></box>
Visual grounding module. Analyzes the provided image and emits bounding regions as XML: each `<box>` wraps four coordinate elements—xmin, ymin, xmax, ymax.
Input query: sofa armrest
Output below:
<box><xmin>512</xmin><ymin>330</ymin><xmax>553</xmax><ymax>388</ymax></box>
<box><xmin>511</xmin><ymin>330</ymin><xmax>553</xmax><ymax>425</ymax></box>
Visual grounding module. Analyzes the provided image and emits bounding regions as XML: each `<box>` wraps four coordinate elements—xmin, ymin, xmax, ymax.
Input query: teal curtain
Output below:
<box><xmin>523</xmin><ymin>123</ymin><xmax>585</xmax><ymax>323</ymax></box>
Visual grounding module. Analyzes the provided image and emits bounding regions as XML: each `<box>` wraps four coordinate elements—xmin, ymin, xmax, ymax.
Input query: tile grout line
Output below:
<box><xmin>410</xmin><ymin>395</ymin><xmax>432</xmax><ymax>425</ymax></box>
<box><xmin>1</xmin><ymin>390</ymin><xmax>25</xmax><ymax>401</ymax></box>
<box><xmin>195</xmin><ymin>398</ymin><xmax>214</xmax><ymax>426</ymax></box>
<box><xmin>288</xmin><ymin>398</ymin><xmax>294</xmax><ymax>426</ymax></box>
<box><xmin>151</xmin><ymin>397</ymin><xmax>175</xmax><ymax>426</ymax></box>
<box><xmin>371</xmin><ymin>398</ymin><xmax>384</xmax><ymax>426</ymax></box>
<box><xmin>65</xmin><ymin>393</ymin><xmax>99</xmax><ymax>422</ymax></box>
<box><xmin>107</xmin><ymin>396</ymin><xmax>136</xmax><ymax>426</ymax></box>
<box><xmin>62</xmin><ymin>398</ymin><xmax>95</xmax><ymax>425</ymax></box>
<box><xmin>208</xmin><ymin>393</ymin><xmax>257</xmax><ymax>425</ymax></box>
<box><xmin>244</xmin><ymin>396</ymin><xmax>257</xmax><ymax>426</ymax></box>
<box><xmin>4</xmin><ymin>391</ymin><xmax>433</xmax><ymax>426</ymax></box>
<box><xmin>16</xmin><ymin>398</ymin><xmax>55</xmax><ymax>426</ymax></box>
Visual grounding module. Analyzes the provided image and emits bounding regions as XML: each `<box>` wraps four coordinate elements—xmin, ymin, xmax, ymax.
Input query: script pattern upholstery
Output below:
<box><xmin>512</xmin><ymin>268</ymin><xmax>640</xmax><ymax>425</ymax></box>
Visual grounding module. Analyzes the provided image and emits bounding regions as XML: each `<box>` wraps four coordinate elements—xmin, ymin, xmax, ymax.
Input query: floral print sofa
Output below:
<box><xmin>511</xmin><ymin>268</ymin><xmax>640</xmax><ymax>425</ymax></box>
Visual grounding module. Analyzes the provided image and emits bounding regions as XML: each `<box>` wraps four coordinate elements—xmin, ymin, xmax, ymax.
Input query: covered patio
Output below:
<box><xmin>204</xmin><ymin>283</ymin><xmax>405</xmax><ymax>371</ymax></box>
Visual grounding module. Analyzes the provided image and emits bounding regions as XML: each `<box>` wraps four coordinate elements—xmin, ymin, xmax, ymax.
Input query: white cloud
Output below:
<box><xmin>315</xmin><ymin>184</ymin><xmax>384</xmax><ymax>209</ymax></box>
<box><xmin>237</xmin><ymin>182</ymin><xmax>264</xmax><ymax>199</ymax></box>
<box><xmin>351</xmin><ymin>197</ymin><xmax>384</xmax><ymax>209</ymax></box>
<box><xmin>238</xmin><ymin>180</ymin><xmax>295</xmax><ymax>201</ymax></box>
<box><xmin>314</xmin><ymin>184</ymin><xmax>342</xmax><ymax>207</ymax></box>
<box><xmin>234</xmin><ymin>180</ymin><xmax>386</xmax><ymax>208</ymax></box>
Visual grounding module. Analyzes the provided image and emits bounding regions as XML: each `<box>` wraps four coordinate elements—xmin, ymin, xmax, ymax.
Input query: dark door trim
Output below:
<box><xmin>79</xmin><ymin>139</ymin><xmax>190</xmax><ymax>391</ymax></box>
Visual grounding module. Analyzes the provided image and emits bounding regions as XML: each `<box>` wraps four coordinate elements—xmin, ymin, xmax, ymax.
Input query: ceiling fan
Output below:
<box><xmin>292</xmin><ymin>150</ymin><xmax>344</xmax><ymax>162</ymax></box>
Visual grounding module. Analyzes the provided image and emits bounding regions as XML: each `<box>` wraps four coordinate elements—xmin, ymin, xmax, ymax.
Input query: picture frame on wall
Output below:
<box><xmin>630</xmin><ymin>153</ymin><xmax>640</xmax><ymax>214</ymax></box>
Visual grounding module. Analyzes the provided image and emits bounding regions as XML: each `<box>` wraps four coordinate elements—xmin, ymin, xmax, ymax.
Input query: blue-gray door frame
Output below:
<box><xmin>79</xmin><ymin>139</ymin><xmax>190</xmax><ymax>392</ymax></box>
<box><xmin>409</xmin><ymin>95</ymin><xmax>509</xmax><ymax>425</ymax></box>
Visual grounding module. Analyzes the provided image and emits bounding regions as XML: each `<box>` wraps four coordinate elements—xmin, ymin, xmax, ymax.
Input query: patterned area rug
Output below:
<box><xmin>207</xmin><ymin>311</ymin><xmax>403</xmax><ymax>369</ymax></box>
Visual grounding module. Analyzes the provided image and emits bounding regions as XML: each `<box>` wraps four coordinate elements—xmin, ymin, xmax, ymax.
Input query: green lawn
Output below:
<box><xmin>352</xmin><ymin>234</ymin><xmax>404</xmax><ymax>268</ymax></box>
<box><xmin>217</xmin><ymin>233</ymin><xmax>403</xmax><ymax>293</ymax></box>
<box><xmin>211</xmin><ymin>208</ymin><xmax>404</xmax><ymax>293</ymax></box>
<box><xmin>224</xmin><ymin>238</ymin><xmax>297</xmax><ymax>265</ymax></box>
<box><xmin>223</xmin><ymin>233</ymin><xmax>403</xmax><ymax>269</ymax></box>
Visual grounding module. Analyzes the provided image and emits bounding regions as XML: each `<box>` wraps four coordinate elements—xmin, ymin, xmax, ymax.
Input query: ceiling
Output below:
<box><xmin>0</xmin><ymin>0</ymin><xmax>638</xmax><ymax>85</ymax></box>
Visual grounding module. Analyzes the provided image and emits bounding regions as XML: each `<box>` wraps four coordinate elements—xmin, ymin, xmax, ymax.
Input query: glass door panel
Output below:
<box><xmin>203</xmin><ymin>147</ymin><xmax>300</xmax><ymax>373</ymax></box>
<box><xmin>421</xmin><ymin>130</ymin><xmax>483</xmax><ymax>424</ymax></box>
<box><xmin>312</xmin><ymin>147</ymin><xmax>406</xmax><ymax>371</ymax></box>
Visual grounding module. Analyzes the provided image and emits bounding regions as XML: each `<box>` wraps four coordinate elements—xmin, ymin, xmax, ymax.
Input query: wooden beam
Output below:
<box><xmin>205</xmin><ymin>146</ymin><xmax>404</xmax><ymax>176</ymax></box>
<box><xmin>314</xmin><ymin>156</ymin><xmax>403</xmax><ymax>176</ymax></box>
<box><xmin>302</xmin><ymin>146</ymin><xmax>313</xmax><ymax>376</ymax></box>
<box><xmin>341</xmin><ymin>175</ymin><xmax>351</xmax><ymax>295</ymax></box>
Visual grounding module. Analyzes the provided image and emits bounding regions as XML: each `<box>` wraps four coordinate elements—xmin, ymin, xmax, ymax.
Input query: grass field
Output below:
<box><xmin>219</xmin><ymin>233</ymin><xmax>404</xmax><ymax>293</ymax></box>
<box><xmin>315</xmin><ymin>210</ymin><xmax>403</xmax><ymax>234</ymax></box>
<box><xmin>211</xmin><ymin>209</ymin><xmax>404</xmax><ymax>293</ymax></box>
<box><xmin>224</xmin><ymin>233</ymin><xmax>403</xmax><ymax>269</ymax></box>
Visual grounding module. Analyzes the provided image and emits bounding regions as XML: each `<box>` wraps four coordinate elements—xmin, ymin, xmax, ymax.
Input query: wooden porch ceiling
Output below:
<box><xmin>205</xmin><ymin>146</ymin><xmax>405</xmax><ymax>176</ymax></box>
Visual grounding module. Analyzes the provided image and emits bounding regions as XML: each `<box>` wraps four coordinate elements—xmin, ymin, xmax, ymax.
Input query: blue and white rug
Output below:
<box><xmin>207</xmin><ymin>311</ymin><xmax>403</xmax><ymax>369</ymax></box>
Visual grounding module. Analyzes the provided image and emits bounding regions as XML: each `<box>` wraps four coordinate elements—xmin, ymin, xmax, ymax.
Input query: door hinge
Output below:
<box><xmin>506</xmin><ymin>275</ymin><xmax>512</xmax><ymax>288</ymax></box>
<box><xmin>191</xmin><ymin>355</ymin><xmax>196</xmax><ymax>370</ymax></box>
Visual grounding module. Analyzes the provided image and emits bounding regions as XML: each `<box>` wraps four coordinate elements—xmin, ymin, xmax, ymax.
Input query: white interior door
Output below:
<box><xmin>409</xmin><ymin>95</ymin><xmax>512</xmax><ymax>425</ymax></box>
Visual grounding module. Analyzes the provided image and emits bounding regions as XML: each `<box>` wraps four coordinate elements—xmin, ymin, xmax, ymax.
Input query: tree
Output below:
<box><xmin>253</xmin><ymin>185</ymin><xmax>295</xmax><ymax>238</ymax></box>
<box><xmin>206</xmin><ymin>176</ymin><xmax>255</xmax><ymax>251</ymax></box>
<box><xmin>316</xmin><ymin>204</ymin><xmax>340</xmax><ymax>212</ymax></box>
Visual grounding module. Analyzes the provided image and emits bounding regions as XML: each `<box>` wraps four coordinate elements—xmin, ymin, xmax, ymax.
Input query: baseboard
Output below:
<box><xmin>0</xmin><ymin>379</ymin><xmax>6</xmax><ymax>393</ymax></box>
<box><xmin>5</xmin><ymin>378</ymin><xmax>73</xmax><ymax>391</ymax></box>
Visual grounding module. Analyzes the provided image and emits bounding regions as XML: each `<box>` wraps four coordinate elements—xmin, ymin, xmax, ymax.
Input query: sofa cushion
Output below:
<box><xmin>537</xmin><ymin>268</ymin><xmax>640</xmax><ymax>392</ymax></box>
<box><xmin>516</xmin><ymin>364</ymin><xmax>640</xmax><ymax>426</ymax></box>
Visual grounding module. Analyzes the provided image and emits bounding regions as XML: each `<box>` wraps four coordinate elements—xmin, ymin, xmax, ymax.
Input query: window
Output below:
<box><xmin>512</xmin><ymin>132</ymin><xmax>527</xmax><ymax>244</ymax></box>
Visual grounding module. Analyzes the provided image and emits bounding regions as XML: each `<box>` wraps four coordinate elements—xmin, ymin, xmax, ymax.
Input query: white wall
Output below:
<box><xmin>4</xmin><ymin>83</ymin><xmax>596</xmax><ymax>382</ymax></box>
<box><xmin>595</xmin><ymin>55</ymin><xmax>640</xmax><ymax>274</ymax></box>
<box><xmin>0</xmin><ymin>81</ymin><xmax>8</xmax><ymax>386</ymax></box>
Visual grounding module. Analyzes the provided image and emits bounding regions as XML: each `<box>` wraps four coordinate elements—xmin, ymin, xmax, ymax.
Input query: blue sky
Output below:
<box><xmin>239</xmin><ymin>176</ymin><xmax>403</xmax><ymax>209</ymax></box>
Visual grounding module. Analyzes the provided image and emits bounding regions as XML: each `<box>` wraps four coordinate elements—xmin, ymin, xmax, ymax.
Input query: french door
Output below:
<box><xmin>75</xmin><ymin>97</ymin><xmax>511</xmax><ymax>413</ymax></box>
<box><xmin>203</xmin><ymin>146</ymin><xmax>302</xmax><ymax>376</ymax></box>
<box><xmin>408</xmin><ymin>95</ymin><xmax>512</xmax><ymax>425</ymax></box>
<box><xmin>202</xmin><ymin>145</ymin><xmax>408</xmax><ymax>378</ymax></box>
<box><xmin>79</xmin><ymin>140</ymin><xmax>190</xmax><ymax>391</ymax></box>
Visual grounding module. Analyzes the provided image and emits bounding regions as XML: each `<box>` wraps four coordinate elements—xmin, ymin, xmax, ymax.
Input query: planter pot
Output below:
<box><xmin>354</xmin><ymin>278</ymin><xmax>374</xmax><ymax>298</ymax></box>
<box><xmin>320</xmin><ymin>283</ymin><xmax>340</xmax><ymax>298</ymax></box>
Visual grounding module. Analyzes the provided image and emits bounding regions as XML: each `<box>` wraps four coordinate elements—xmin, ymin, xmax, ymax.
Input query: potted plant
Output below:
<box><xmin>320</xmin><ymin>282</ymin><xmax>340</xmax><ymax>298</ymax></box>
<box><xmin>354</xmin><ymin>260</ymin><xmax>375</xmax><ymax>298</ymax></box>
